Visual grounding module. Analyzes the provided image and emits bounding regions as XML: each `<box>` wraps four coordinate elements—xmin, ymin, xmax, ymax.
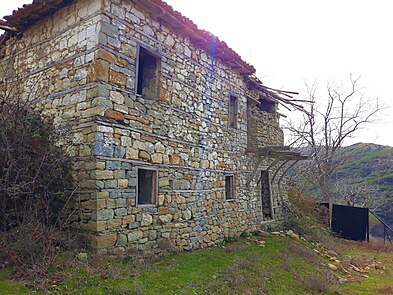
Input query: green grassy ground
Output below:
<box><xmin>1</xmin><ymin>236</ymin><xmax>392</xmax><ymax>295</ymax></box>
<box><xmin>339</xmin><ymin>245</ymin><xmax>393</xmax><ymax>295</ymax></box>
<box><xmin>0</xmin><ymin>270</ymin><xmax>30</xmax><ymax>295</ymax></box>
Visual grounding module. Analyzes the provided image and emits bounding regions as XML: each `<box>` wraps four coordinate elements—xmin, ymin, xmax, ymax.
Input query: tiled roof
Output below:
<box><xmin>0</xmin><ymin>0</ymin><xmax>255</xmax><ymax>75</ymax></box>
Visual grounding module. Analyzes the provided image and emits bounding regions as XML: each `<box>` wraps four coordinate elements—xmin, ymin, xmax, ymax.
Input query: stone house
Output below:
<box><xmin>0</xmin><ymin>0</ymin><xmax>303</xmax><ymax>255</ymax></box>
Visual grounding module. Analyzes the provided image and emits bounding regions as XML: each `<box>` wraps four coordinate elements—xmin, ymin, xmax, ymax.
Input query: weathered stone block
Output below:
<box><xmin>126</xmin><ymin>147</ymin><xmax>138</xmax><ymax>159</ymax></box>
<box><xmin>93</xmin><ymin>170</ymin><xmax>114</xmax><ymax>180</ymax></box>
<box><xmin>91</xmin><ymin>234</ymin><xmax>117</xmax><ymax>248</ymax></box>
<box><xmin>88</xmin><ymin>59</ymin><xmax>109</xmax><ymax>82</ymax></box>
<box><xmin>151</xmin><ymin>153</ymin><xmax>163</xmax><ymax>164</ymax></box>
<box><xmin>182</xmin><ymin>209</ymin><xmax>192</xmax><ymax>221</ymax></box>
<box><xmin>93</xmin><ymin>191</ymin><xmax>109</xmax><ymax>199</ymax></box>
<box><xmin>159</xmin><ymin>214</ymin><xmax>173</xmax><ymax>224</ymax></box>
<box><xmin>139</xmin><ymin>150</ymin><xmax>150</xmax><ymax>161</ymax></box>
<box><xmin>109</xmin><ymin>70</ymin><xmax>127</xmax><ymax>87</ymax></box>
<box><xmin>101</xmin><ymin>22</ymin><xmax>120</xmax><ymax>39</ymax></box>
<box><xmin>141</xmin><ymin>213</ymin><xmax>153</xmax><ymax>226</ymax></box>
<box><xmin>123</xmin><ymin>215</ymin><xmax>135</xmax><ymax>224</ymax></box>
<box><xmin>176</xmin><ymin>196</ymin><xmax>186</xmax><ymax>204</ymax></box>
<box><xmin>158</xmin><ymin>207</ymin><xmax>169</xmax><ymax>215</ymax></box>
<box><xmin>106</xmin><ymin>161</ymin><xmax>121</xmax><ymax>170</ymax></box>
<box><xmin>92</xmin><ymin>208</ymin><xmax>114</xmax><ymax>221</ymax></box>
<box><xmin>116</xmin><ymin>233</ymin><xmax>128</xmax><ymax>246</ymax></box>
<box><xmin>105</xmin><ymin>109</ymin><xmax>125</xmax><ymax>121</ymax></box>
<box><xmin>92</xmin><ymin>141</ymin><xmax>113</xmax><ymax>157</ymax></box>
<box><xmin>108</xmin><ymin>36</ymin><xmax>121</xmax><ymax>48</ymax></box>
<box><xmin>170</xmin><ymin>154</ymin><xmax>181</xmax><ymax>165</ymax></box>
<box><xmin>110</xmin><ymin>90</ymin><xmax>125</xmax><ymax>104</ymax></box>
<box><xmin>113</xmin><ymin>169</ymin><xmax>126</xmax><ymax>179</ymax></box>
<box><xmin>158</xmin><ymin>177</ymin><xmax>170</xmax><ymax>187</ymax></box>
<box><xmin>200</xmin><ymin>160</ymin><xmax>209</xmax><ymax>169</ymax></box>
<box><xmin>117</xmin><ymin>179</ymin><xmax>128</xmax><ymax>188</ymax></box>
<box><xmin>128</xmin><ymin>230</ymin><xmax>143</xmax><ymax>242</ymax></box>
<box><xmin>82</xmin><ymin>106</ymin><xmax>106</xmax><ymax>118</ymax></box>
<box><xmin>115</xmin><ymin>208</ymin><xmax>127</xmax><ymax>217</ymax></box>
<box><xmin>107</xmin><ymin>218</ymin><xmax>122</xmax><ymax>229</ymax></box>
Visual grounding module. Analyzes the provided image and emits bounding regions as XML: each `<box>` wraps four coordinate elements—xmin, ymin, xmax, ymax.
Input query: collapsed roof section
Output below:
<box><xmin>245</xmin><ymin>75</ymin><xmax>310</xmax><ymax>114</ymax></box>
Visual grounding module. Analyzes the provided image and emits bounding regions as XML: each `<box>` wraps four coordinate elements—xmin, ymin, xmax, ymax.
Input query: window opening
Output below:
<box><xmin>136</xmin><ymin>47</ymin><xmax>159</xmax><ymax>100</ymax></box>
<box><xmin>228</xmin><ymin>95</ymin><xmax>238</xmax><ymax>128</ymax></box>
<box><xmin>225</xmin><ymin>175</ymin><xmax>235</xmax><ymax>200</ymax></box>
<box><xmin>137</xmin><ymin>168</ymin><xmax>157</xmax><ymax>205</ymax></box>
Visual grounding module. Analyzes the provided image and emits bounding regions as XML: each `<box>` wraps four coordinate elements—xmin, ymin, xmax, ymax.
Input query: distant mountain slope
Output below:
<box><xmin>291</xmin><ymin>143</ymin><xmax>393</xmax><ymax>236</ymax></box>
<box><xmin>335</xmin><ymin>143</ymin><xmax>393</xmax><ymax>236</ymax></box>
<box><xmin>332</xmin><ymin>143</ymin><xmax>393</xmax><ymax>200</ymax></box>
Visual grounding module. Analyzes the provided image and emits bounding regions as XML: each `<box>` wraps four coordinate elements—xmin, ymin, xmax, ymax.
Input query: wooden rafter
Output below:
<box><xmin>246</xmin><ymin>146</ymin><xmax>309</xmax><ymax>187</ymax></box>
<box><xmin>246</xmin><ymin>75</ymin><xmax>313</xmax><ymax>114</ymax></box>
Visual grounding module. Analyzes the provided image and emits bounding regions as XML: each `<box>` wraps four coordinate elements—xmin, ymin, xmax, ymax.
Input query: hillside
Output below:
<box><xmin>1</xmin><ymin>234</ymin><xmax>393</xmax><ymax>294</ymax></box>
<box><xmin>291</xmin><ymin>143</ymin><xmax>393</xmax><ymax>234</ymax></box>
<box><xmin>332</xmin><ymin>143</ymin><xmax>393</xmax><ymax>234</ymax></box>
<box><xmin>332</xmin><ymin>143</ymin><xmax>393</xmax><ymax>200</ymax></box>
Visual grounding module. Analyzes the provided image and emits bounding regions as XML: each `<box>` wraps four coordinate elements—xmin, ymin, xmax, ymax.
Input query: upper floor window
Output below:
<box><xmin>259</xmin><ymin>93</ymin><xmax>277</xmax><ymax>113</ymax></box>
<box><xmin>228</xmin><ymin>95</ymin><xmax>238</xmax><ymax>128</ymax></box>
<box><xmin>225</xmin><ymin>175</ymin><xmax>235</xmax><ymax>200</ymax></box>
<box><xmin>136</xmin><ymin>46</ymin><xmax>160</xmax><ymax>100</ymax></box>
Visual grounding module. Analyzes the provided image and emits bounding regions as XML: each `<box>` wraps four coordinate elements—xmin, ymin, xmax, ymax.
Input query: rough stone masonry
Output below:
<box><xmin>0</xmin><ymin>0</ymin><xmax>289</xmax><ymax>255</ymax></box>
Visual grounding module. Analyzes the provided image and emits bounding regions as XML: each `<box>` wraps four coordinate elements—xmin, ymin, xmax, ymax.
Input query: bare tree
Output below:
<box><xmin>285</xmin><ymin>75</ymin><xmax>382</xmax><ymax>203</ymax></box>
<box><xmin>331</xmin><ymin>179</ymin><xmax>385</xmax><ymax>209</ymax></box>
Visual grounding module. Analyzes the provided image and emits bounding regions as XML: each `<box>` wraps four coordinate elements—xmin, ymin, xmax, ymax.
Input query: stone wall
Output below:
<box><xmin>0</xmin><ymin>0</ymin><xmax>104</xmax><ymax>228</ymax></box>
<box><xmin>247</xmin><ymin>100</ymin><xmax>284</xmax><ymax>152</ymax></box>
<box><xmin>0</xmin><ymin>0</ymin><xmax>289</xmax><ymax>255</ymax></box>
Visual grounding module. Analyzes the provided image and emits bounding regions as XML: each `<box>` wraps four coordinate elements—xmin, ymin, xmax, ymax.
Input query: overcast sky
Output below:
<box><xmin>2</xmin><ymin>0</ymin><xmax>393</xmax><ymax>146</ymax></box>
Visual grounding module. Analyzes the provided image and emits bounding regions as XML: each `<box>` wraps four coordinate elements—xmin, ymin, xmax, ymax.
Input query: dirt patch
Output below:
<box><xmin>224</xmin><ymin>241</ymin><xmax>249</xmax><ymax>253</ymax></box>
<box><xmin>378</xmin><ymin>286</ymin><xmax>393</xmax><ymax>294</ymax></box>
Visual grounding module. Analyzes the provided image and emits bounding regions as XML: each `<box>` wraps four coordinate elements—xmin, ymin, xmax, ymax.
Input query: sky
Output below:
<box><xmin>2</xmin><ymin>0</ymin><xmax>393</xmax><ymax>146</ymax></box>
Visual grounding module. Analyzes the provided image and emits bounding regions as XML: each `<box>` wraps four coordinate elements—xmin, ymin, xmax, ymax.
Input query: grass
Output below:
<box><xmin>1</xmin><ymin>235</ymin><xmax>392</xmax><ymax>294</ymax></box>
<box><xmin>339</xmin><ymin>239</ymin><xmax>393</xmax><ymax>295</ymax></box>
<box><xmin>0</xmin><ymin>270</ymin><xmax>30</xmax><ymax>295</ymax></box>
<box><xmin>52</xmin><ymin>237</ymin><xmax>311</xmax><ymax>295</ymax></box>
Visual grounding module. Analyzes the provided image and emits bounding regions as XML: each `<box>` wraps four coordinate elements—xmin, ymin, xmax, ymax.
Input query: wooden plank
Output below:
<box><xmin>271</xmin><ymin>159</ymin><xmax>291</xmax><ymax>182</ymax></box>
<box><xmin>246</xmin><ymin>156</ymin><xmax>266</xmax><ymax>186</ymax></box>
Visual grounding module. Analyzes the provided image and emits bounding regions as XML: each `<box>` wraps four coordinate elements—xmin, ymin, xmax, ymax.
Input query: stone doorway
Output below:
<box><xmin>261</xmin><ymin>170</ymin><xmax>273</xmax><ymax>220</ymax></box>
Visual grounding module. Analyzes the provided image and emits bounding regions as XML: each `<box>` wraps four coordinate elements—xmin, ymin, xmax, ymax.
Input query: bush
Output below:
<box><xmin>0</xmin><ymin>82</ymin><xmax>76</xmax><ymax>287</ymax></box>
<box><xmin>285</xmin><ymin>186</ymin><xmax>338</xmax><ymax>251</ymax></box>
<box><xmin>287</xmin><ymin>187</ymin><xmax>329</xmax><ymax>226</ymax></box>
<box><xmin>0</xmin><ymin>108</ymin><xmax>70</xmax><ymax>230</ymax></box>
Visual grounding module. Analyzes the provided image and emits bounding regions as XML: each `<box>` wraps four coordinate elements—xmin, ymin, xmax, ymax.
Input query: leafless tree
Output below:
<box><xmin>285</xmin><ymin>74</ymin><xmax>382</xmax><ymax>203</ymax></box>
<box><xmin>331</xmin><ymin>179</ymin><xmax>385</xmax><ymax>209</ymax></box>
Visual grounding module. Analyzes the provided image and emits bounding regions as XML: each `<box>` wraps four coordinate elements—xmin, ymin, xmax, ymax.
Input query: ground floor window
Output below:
<box><xmin>137</xmin><ymin>168</ymin><xmax>157</xmax><ymax>205</ymax></box>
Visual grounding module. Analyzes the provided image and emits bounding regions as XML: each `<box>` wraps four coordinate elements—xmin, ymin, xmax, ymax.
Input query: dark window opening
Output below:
<box><xmin>228</xmin><ymin>95</ymin><xmax>238</xmax><ymax>128</ymax></box>
<box><xmin>136</xmin><ymin>47</ymin><xmax>159</xmax><ymax>100</ymax></box>
<box><xmin>259</xmin><ymin>96</ymin><xmax>276</xmax><ymax>113</ymax></box>
<box><xmin>137</xmin><ymin>168</ymin><xmax>157</xmax><ymax>205</ymax></box>
<box><xmin>225</xmin><ymin>175</ymin><xmax>235</xmax><ymax>200</ymax></box>
<box><xmin>261</xmin><ymin>170</ymin><xmax>273</xmax><ymax>219</ymax></box>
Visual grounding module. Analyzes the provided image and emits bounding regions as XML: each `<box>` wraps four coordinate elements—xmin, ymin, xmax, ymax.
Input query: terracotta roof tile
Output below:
<box><xmin>0</xmin><ymin>0</ymin><xmax>255</xmax><ymax>75</ymax></box>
